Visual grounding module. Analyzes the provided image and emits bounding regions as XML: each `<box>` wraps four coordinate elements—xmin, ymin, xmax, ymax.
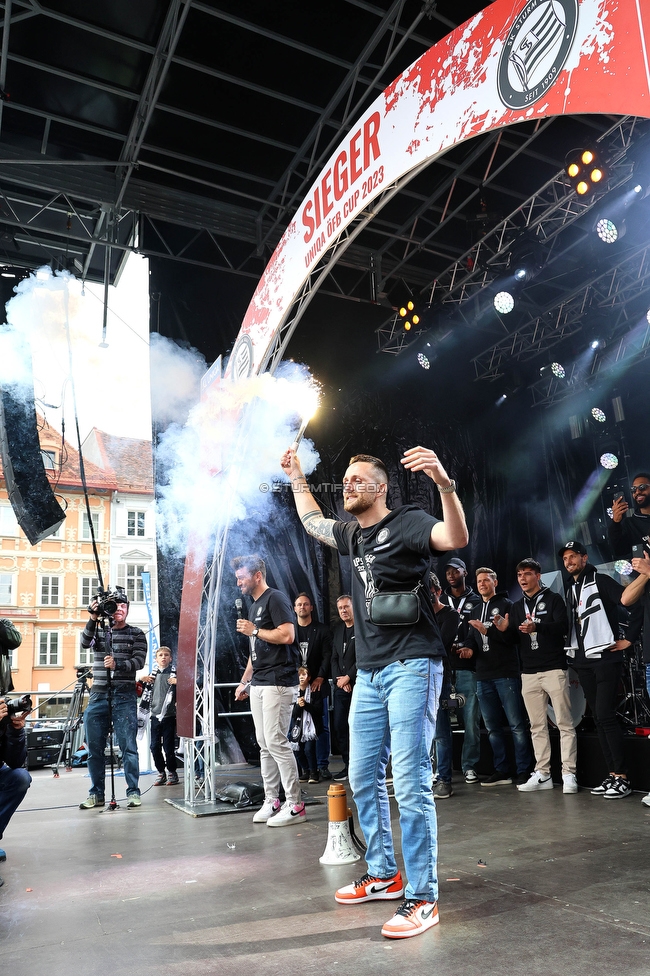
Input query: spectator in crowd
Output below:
<box><xmin>293</xmin><ymin>593</ymin><xmax>333</xmax><ymax>780</ymax></box>
<box><xmin>430</xmin><ymin>574</ymin><xmax>460</xmax><ymax>798</ymax></box>
<box><xmin>460</xmin><ymin>568</ymin><xmax>532</xmax><ymax>787</ymax></box>
<box><xmin>440</xmin><ymin>559</ymin><xmax>481</xmax><ymax>784</ymax></box>
<box><xmin>608</xmin><ymin>474</ymin><xmax>650</xmax><ymax>559</ymax></box>
<box><xmin>289</xmin><ymin>665</ymin><xmax>325</xmax><ymax>783</ymax></box>
<box><xmin>0</xmin><ymin>696</ymin><xmax>31</xmax><ymax>886</ymax></box>
<box><xmin>621</xmin><ymin>549</ymin><xmax>650</xmax><ymax>807</ymax></box>
<box><xmin>330</xmin><ymin>594</ymin><xmax>356</xmax><ymax>782</ymax></box>
<box><xmin>141</xmin><ymin>646</ymin><xmax>179</xmax><ymax>786</ymax></box>
<box><xmin>560</xmin><ymin>541</ymin><xmax>631</xmax><ymax>799</ymax></box>
<box><xmin>493</xmin><ymin>559</ymin><xmax>577</xmax><ymax>793</ymax></box>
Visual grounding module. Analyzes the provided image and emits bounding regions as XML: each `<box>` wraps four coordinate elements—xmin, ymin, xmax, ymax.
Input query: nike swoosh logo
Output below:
<box><xmin>369</xmin><ymin>883</ymin><xmax>392</xmax><ymax>894</ymax></box>
<box><xmin>420</xmin><ymin>905</ymin><xmax>436</xmax><ymax>919</ymax></box>
<box><xmin>290</xmin><ymin>807</ymin><xmax>304</xmax><ymax>817</ymax></box>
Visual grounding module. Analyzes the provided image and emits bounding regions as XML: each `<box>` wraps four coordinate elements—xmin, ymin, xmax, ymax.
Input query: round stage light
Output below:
<box><xmin>399</xmin><ymin>306</ymin><xmax>407</xmax><ymax>317</ymax></box>
<box><xmin>581</xmin><ymin>150</ymin><xmax>595</xmax><ymax>165</ymax></box>
<box><xmin>590</xmin><ymin>340</ymin><xmax>600</xmax><ymax>350</ymax></box>
<box><xmin>607</xmin><ymin>507</ymin><xmax>614</xmax><ymax>519</ymax></box>
<box><xmin>551</xmin><ymin>362</ymin><xmax>566</xmax><ymax>379</ymax></box>
<box><xmin>595</xmin><ymin>218</ymin><xmax>618</xmax><ymax>243</ymax></box>
<box><xmin>567</xmin><ymin>162</ymin><xmax>580</xmax><ymax>178</ymax></box>
<box><xmin>590</xmin><ymin>167</ymin><xmax>604</xmax><ymax>183</ymax></box>
<box><xmin>591</xmin><ymin>407</ymin><xmax>606</xmax><ymax>422</ymax></box>
<box><xmin>514</xmin><ymin>267</ymin><xmax>527</xmax><ymax>281</ymax></box>
<box><xmin>404</xmin><ymin>321</ymin><xmax>412</xmax><ymax>331</ymax></box>
<box><xmin>614</xmin><ymin>559</ymin><xmax>633</xmax><ymax>576</ymax></box>
<box><xmin>576</xmin><ymin>180</ymin><xmax>589</xmax><ymax>195</ymax></box>
<box><xmin>407</xmin><ymin>300</ymin><xmax>414</xmax><ymax>311</ymax></box>
<box><xmin>417</xmin><ymin>353</ymin><xmax>430</xmax><ymax>370</ymax></box>
<box><xmin>412</xmin><ymin>314</ymin><xmax>420</xmax><ymax>325</ymax></box>
<box><xmin>494</xmin><ymin>291</ymin><xmax>514</xmax><ymax>314</ymax></box>
<box><xmin>600</xmin><ymin>452</ymin><xmax>619</xmax><ymax>470</ymax></box>
<box><xmin>635</xmin><ymin>184</ymin><xmax>643</xmax><ymax>193</ymax></box>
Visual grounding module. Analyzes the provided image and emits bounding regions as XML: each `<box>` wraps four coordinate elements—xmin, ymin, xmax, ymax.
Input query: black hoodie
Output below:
<box><xmin>462</xmin><ymin>591</ymin><xmax>520</xmax><ymax>680</ymax></box>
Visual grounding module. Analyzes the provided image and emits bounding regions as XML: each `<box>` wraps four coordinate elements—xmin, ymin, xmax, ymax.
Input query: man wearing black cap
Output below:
<box><xmin>440</xmin><ymin>558</ymin><xmax>481</xmax><ymax>783</ymax></box>
<box><xmin>560</xmin><ymin>541</ymin><xmax>631</xmax><ymax>798</ymax></box>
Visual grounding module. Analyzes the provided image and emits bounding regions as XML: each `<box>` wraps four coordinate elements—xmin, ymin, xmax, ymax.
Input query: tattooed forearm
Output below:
<box><xmin>300</xmin><ymin>511</ymin><xmax>338</xmax><ymax>548</ymax></box>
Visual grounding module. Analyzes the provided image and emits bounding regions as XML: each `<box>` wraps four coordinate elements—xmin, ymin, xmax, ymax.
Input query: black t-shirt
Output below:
<box><xmin>249</xmin><ymin>587</ymin><xmax>299</xmax><ymax>687</ymax></box>
<box><xmin>332</xmin><ymin>505</ymin><xmax>445</xmax><ymax>670</ymax></box>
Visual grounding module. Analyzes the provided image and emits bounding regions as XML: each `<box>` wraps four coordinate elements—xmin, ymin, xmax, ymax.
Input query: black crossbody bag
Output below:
<box><xmin>357</xmin><ymin>532</ymin><xmax>423</xmax><ymax>627</ymax></box>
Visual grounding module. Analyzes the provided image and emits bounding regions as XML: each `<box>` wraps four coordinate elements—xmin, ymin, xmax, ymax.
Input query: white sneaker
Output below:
<box><xmin>252</xmin><ymin>798</ymin><xmax>281</xmax><ymax>823</ymax></box>
<box><xmin>266</xmin><ymin>800</ymin><xmax>307</xmax><ymax>827</ymax></box>
<box><xmin>517</xmin><ymin>772</ymin><xmax>553</xmax><ymax>792</ymax></box>
<box><xmin>562</xmin><ymin>773</ymin><xmax>578</xmax><ymax>794</ymax></box>
<box><xmin>642</xmin><ymin>793</ymin><xmax>650</xmax><ymax>808</ymax></box>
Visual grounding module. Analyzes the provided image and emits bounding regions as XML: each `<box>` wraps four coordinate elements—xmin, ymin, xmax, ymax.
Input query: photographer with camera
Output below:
<box><xmin>79</xmin><ymin>589</ymin><xmax>147</xmax><ymax>810</ymax></box>
<box><xmin>0</xmin><ymin>695</ymin><xmax>31</xmax><ymax>886</ymax></box>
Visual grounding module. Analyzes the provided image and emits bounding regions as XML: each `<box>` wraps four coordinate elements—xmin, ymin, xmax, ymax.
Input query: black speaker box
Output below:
<box><xmin>0</xmin><ymin>368</ymin><xmax>66</xmax><ymax>544</ymax></box>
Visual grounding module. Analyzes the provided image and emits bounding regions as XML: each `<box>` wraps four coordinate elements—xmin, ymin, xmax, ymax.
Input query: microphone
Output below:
<box><xmin>235</xmin><ymin>599</ymin><xmax>243</xmax><ymax>619</ymax></box>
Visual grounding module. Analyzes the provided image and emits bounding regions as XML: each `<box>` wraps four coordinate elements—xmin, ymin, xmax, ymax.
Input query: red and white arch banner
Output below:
<box><xmin>224</xmin><ymin>0</ymin><xmax>650</xmax><ymax>380</ymax></box>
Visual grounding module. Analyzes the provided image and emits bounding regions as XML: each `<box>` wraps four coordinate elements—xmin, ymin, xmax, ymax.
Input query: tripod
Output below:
<box><xmin>53</xmin><ymin>668</ymin><xmax>91</xmax><ymax>775</ymax></box>
<box><xmin>616</xmin><ymin>641</ymin><xmax>650</xmax><ymax>728</ymax></box>
<box><xmin>101</xmin><ymin>616</ymin><xmax>120</xmax><ymax>811</ymax></box>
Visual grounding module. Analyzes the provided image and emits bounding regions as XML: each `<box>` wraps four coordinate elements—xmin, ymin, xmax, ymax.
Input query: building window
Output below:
<box><xmin>38</xmin><ymin>631</ymin><xmax>59</xmax><ymax>666</ymax></box>
<box><xmin>118</xmin><ymin>563</ymin><xmax>146</xmax><ymax>603</ymax></box>
<box><xmin>77</xmin><ymin>642</ymin><xmax>92</xmax><ymax>667</ymax></box>
<box><xmin>81</xmin><ymin>512</ymin><xmax>100</xmax><ymax>540</ymax></box>
<box><xmin>81</xmin><ymin>576</ymin><xmax>101</xmax><ymax>607</ymax></box>
<box><xmin>9</xmin><ymin>642</ymin><xmax>18</xmax><ymax>669</ymax></box>
<box><xmin>127</xmin><ymin>510</ymin><xmax>146</xmax><ymax>537</ymax></box>
<box><xmin>0</xmin><ymin>504</ymin><xmax>19</xmax><ymax>536</ymax></box>
<box><xmin>40</xmin><ymin>576</ymin><xmax>61</xmax><ymax>606</ymax></box>
<box><xmin>0</xmin><ymin>573</ymin><xmax>15</xmax><ymax>605</ymax></box>
<box><xmin>41</xmin><ymin>450</ymin><xmax>56</xmax><ymax>470</ymax></box>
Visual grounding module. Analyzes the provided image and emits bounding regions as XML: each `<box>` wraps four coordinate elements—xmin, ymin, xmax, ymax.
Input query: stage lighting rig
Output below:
<box><xmin>594</xmin><ymin>216</ymin><xmax>625</xmax><ymax>243</ymax></box>
<box><xmin>565</xmin><ymin>148</ymin><xmax>606</xmax><ymax>196</ymax></box>
<box><xmin>397</xmin><ymin>299</ymin><xmax>420</xmax><ymax>332</ymax></box>
<box><xmin>494</xmin><ymin>290</ymin><xmax>514</xmax><ymax>314</ymax></box>
<box><xmin>600</xmin><ymin>452</ymin><xmax>619</xmax><ymax>470</ymax></box>
<box><xmin>417</xmin><ymin>352</ymin><xmax>430</xmax><ymax>370</ymax></box>
<box><xmin>591</xmin><ymin>407</ymin><xmax>606</xmax><ymax>422</ymax></box>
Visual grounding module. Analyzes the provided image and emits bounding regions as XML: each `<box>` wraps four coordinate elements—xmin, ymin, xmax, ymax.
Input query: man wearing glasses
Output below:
<box><xmin>609</xmin><ymin>473</ymin><xmax>650</xmax><ymax>560</ymax></box>
<box><xmin>281</xmin><ymin>445</ymin><xmax>468</xmax><ymax>940</ymax></box>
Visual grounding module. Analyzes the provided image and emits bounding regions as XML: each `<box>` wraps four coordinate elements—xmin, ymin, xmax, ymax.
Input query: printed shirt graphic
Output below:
<box><xmin>332</xmin><ymin>505</ymin><xmax>445</xmax><ymax>670</ymax></box>
<box><xmin>248</xmin><ymin>587</ymin><xmax>299</xmax><ymax>687</ymax></box>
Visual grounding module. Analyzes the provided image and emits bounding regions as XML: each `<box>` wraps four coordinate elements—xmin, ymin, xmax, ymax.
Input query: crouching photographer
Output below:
<box><xmin>0</xmin><ymin>694</ymin><xmax>32</xmax><ymax>886</ymax></box>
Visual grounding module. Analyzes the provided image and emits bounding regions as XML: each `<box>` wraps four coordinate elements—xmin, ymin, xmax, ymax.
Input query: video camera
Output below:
<box><xmin>3</xmin><ymin>693</ymin><xmax>32</xmax><ymax>716</ymax></box>
<box><xmin>90</xmin><ymin>586</ymin><xmax>128</xmax><ymax>618</ymax></box>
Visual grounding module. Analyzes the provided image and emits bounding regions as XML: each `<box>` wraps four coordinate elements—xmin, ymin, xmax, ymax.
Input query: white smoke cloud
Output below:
<box><xmin>149</xmin><ymin>332</ymin><xmax>206</xmax><ymax>429</ymax></box>
<box><xmin>3</xmin><ymin>258</ymin><xmax>151</xmax><ymax>440</ymax></box>
<box><xmin>155</xmin><ymin>358</ymin><xmax>321</xmax><ymax>562</ymax></box>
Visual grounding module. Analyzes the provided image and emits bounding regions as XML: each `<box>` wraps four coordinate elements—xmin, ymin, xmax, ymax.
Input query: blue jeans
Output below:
<box><xmin>455</xmin><ymin>670</ymin><xmax>481</xmax><ymax>772</ymax></box>
<box><xmin>477</xmin><ymin>677</ymin><xmax>532</xmax><ymax>775</ymax></box>
<box><xmin>84</xmin><ymin>690</ymin><xmax>140</xmax><ymax>797</ymax></box>
<box><xmin>433</xmin><ymin>675</ymin><xmax>453</xmax><ymax>783</ymax></box>
<box><xmin>349</xmin><ymin>658</ymin><xmax>443</xmax><ymax>903</ymax></box>
<box><xmin>0</xmin><ymin>763</ymin><xmax>31</xmax><ymax>839</ymax></box>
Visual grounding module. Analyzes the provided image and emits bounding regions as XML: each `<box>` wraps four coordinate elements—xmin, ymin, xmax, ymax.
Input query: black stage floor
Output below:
<box><xmin>1</xmin><ymin>761</ymin><xmax>650</xmax><ymax>976</ymax></box>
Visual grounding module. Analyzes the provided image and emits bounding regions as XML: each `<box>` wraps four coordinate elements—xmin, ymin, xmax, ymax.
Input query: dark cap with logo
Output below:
<box><xmin>444</xmin><ymin>557</ymin><xmax>467</xmax><ymax>571</ymax></box>
<box><xmin>558</xmin><ymin>540</ymin><xmax>588</xmax><ymax>558</ymax></box>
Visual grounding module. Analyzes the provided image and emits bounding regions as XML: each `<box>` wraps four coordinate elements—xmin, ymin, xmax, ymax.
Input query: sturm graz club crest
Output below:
<box><xmin>230</xmin><ymin>334</ymin><xmax>254</xmax><ymax>381</ymax></box>
<box><xmin>497</xmin><ymin>0</ymin><xmax>578</xmax><ymax>110</ymax></box>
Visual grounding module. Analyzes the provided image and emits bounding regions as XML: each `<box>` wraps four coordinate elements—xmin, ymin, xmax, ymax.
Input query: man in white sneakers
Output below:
<box><xmin>233</xmin><ymin>555</ymin><xmax>306</xmax><ymax>827</ymax></box>
<box><xmin>493</xmin><ymin>558</ymin><xmax>577</xmax><ymax>794</ymax></box>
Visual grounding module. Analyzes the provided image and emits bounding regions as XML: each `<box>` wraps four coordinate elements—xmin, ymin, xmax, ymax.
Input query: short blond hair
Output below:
<box><xmin>475</xmin><ymin>567</ymin><xmax>497</xmax><ymax>581</ymax></box>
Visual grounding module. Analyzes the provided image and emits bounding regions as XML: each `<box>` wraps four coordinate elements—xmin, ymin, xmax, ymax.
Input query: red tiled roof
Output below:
<box><xmin>84</xmin><ymin>429</ymin><xmax>153</xmax><ymax>493</ymax></box>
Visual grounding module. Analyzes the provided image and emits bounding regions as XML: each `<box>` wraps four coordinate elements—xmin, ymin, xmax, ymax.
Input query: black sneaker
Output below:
<box><xmin>591</xmin><ymin>776</ymin><xmax>616</xmax><ymax>795</ymax></box>
<box><xmin>333</xmin><ymin>767</ymin><xmax>348</xmax><ymax>782</ymax></box>
<box><xmin>603</xmin><ymin>775</ymin><xmax>632</xmax><ymax>799</ymax></box>
<box><xmin>513</xmin><ymin>772</ymin><xmax>531</xmax><ymax>786</ymax></box>
<box><xmin>481</xmin><ymin>771</ymin><xmax>513</xmax><ymax>787</ymax></box>
<box><xmin>433</xmin><ymin>780</ymin><xmax>453</xmax><ymax>799</ymax></box>
<box><xmin>319</xmin><ymin>768</ymin><xmax>333</xmax><ymax>781</ymax></box>
<box><xmin>298</xmin><ymin>771</ymin><xmax>309</xmax><ymax>783</ymax></box>
<box><xmin>308</xmin><ymin>770</ymin><xmax>320</xmax><ymax>784</ymax></box>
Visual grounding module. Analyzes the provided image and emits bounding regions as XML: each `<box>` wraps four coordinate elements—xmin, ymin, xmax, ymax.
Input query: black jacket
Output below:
<box><xmin>462</xmin><ymin>592</ymin><xmax>520</xmax><ymax>680</ymax></box>
<box><xmin>506</xmin><ymin>588</ymin><xmax>568</xmax><ymax>673</ymax></box>
<box><xmin>295</xmin><ymin>621</ymin><xmax>332</xmax><ymax>689</ymax></box>
<box><xmin>0</xmin><ymin>715</ymin><xmax>27</xmax><ymax>769</ymax></box>
<box><xmin>563</xmin><ymin>565</ymin><xmax>626</xmax><ymax>666</ymax></box>
<box><xmin>441</xmin><ymin>585</ymin><xmax>479</xmax><ymax>670</ymax></box>
<box><xmin>331</xmin><ymin>622</ymin><xmax>357</xmax><ymax>687</ymax></box>
<box><xmin>608</xmin><ymin>511</ymin><xmax>650</xmax><ymax>560</ymax></box>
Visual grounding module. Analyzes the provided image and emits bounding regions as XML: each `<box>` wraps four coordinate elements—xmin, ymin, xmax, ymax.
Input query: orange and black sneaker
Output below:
<box><xmin>381</xmin><ymin>899</ymin><xmax>439</xmax><ymax>939</ymax></box>
<box><xmin>335</xmin><ymin>870</ymin><xmax>404</xmax><ymax>904</ymax></box>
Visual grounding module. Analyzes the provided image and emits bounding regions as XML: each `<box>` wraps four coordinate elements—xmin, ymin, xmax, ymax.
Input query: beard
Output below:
<box><xmin>343</xmin><ymin>491</ymin><xmax>376</xmax><ymax>515</ymax></box>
